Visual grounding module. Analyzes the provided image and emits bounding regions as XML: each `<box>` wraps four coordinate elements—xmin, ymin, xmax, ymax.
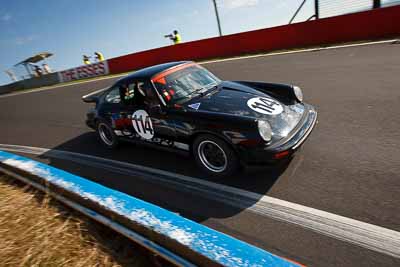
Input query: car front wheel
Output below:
<box><xmin>96</xmin><ymin>121</ymin><xmax>118</xmax><ymax>148</ymax></box>
<box><xmin>193</xmin><ymin>134</ymin><xmax>239</xmax><ymax>178</ymax></box>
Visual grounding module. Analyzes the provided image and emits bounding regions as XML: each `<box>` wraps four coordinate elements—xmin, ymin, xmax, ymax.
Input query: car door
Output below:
<box><xmin>120</xmin><ymin>79</ymin><xmax>177</xmax><ymax>144</ymax></box>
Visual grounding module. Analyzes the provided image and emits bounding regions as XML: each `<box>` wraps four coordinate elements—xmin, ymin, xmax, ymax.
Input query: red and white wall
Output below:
<box><xmin>58</xmin><ymin>61</ymin><xmax>109</xmax><ymax>83</ymax></box>
<box><xmin>106</xmin><ymin>5</ymin><xmax>400</xmax><ymax>75</ymax></box>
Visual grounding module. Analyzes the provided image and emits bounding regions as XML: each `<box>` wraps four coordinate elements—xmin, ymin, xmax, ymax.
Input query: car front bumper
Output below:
<box><xmin>241</xmin><ymin>104</ymin><xmax>318</xmax><ymax>166</ymax></box>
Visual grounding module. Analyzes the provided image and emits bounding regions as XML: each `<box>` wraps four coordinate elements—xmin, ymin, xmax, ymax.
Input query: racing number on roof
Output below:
<box><xmin>247</xmin><ymin>97</ymin><xmax>283</xmax><ymax>115</ymax></box>
<box><xmin>132</xmin><ymin>110</ymin><xmax>154</xmax><ymax>140</ymax></box>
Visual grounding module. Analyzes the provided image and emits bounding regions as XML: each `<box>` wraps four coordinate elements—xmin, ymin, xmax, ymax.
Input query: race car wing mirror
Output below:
<box><xmin>82</xmin><ymin>95</ymin><xmax>99</xmax><ymax>103</ymax></box>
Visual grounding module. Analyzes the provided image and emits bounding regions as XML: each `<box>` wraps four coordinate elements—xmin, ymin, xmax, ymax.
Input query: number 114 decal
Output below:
<box><xmin>132</xmin><ymin>110</ymin><xmax>154</xmax><ymax>140</ymax></box>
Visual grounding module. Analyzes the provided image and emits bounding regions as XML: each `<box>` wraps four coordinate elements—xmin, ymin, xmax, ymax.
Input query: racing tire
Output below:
<box><xmin>96</xmin><ymin>120</ymin><xmax>119</xmax><ymax>148</ymax></box>
<box><xmin>193</xmin><ymin>134</ymin><xmax>239</xmax><ymax>178</ymax></box>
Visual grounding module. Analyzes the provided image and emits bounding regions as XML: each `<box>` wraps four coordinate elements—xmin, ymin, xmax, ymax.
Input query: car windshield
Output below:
<box><xmin>152</xmin><ymin>64</ymin><xmax>221</xmax><ymax>104</ymax></box>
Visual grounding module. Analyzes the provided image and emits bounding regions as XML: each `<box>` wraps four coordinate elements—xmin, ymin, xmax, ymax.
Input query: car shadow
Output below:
<box><xmin>39</xmin><ymin>131</ymin><xmax>291</xmax><ymax>223</ymax></box>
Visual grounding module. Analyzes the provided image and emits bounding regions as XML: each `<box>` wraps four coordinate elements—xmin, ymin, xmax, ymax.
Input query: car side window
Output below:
<box><xmin>120</xmin><ymin>83</ymin><xmax>135</xmax><ymax>105</ymax></box>
<box><xmin>105</xmin><ymin>87</ymin><xmax>121</xmax><ymax>104</ymax></box>
<box><xmin>141</xmin><ymin>81</ymin><xmax>160</xmax><ymax>107</ymax></box>
<box><xmin>119</xmin><ymin>80</ymin><xmax>159</xmax><ymax>108</ymax></box>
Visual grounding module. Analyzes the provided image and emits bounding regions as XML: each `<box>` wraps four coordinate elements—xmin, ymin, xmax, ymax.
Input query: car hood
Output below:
<box><xmin>184</xmin><ymin>81</ymin><xmax>305</xmax><ymax>139</ymax></box>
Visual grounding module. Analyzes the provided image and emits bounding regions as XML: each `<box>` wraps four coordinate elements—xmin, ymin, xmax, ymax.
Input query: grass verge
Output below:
<box><xmin>0</xmin><ymin>175</ymin><xmax>155</xmax><ymax>267</ymax></box>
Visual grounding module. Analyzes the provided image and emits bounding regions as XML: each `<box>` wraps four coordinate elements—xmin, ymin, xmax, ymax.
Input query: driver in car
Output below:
<box><xmin>120</xmin><ymin>84</ymin><xmax>134</xmax><ymax>103</ymax></box>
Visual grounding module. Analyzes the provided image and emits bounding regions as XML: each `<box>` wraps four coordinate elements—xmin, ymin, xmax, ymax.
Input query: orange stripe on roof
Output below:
<box><xmin>152</xmin><ymin>62</ymin><xmax>197</xmax><ymax>83</ymax></box>
<box><xmin>157</xmin><ymin>77</ymin><xmax>167</xmax><ymax>85</ymax></box>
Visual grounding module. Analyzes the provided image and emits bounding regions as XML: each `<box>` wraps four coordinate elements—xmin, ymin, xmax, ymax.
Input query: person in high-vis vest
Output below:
<box><xmin>94</xmin><ymin>51</ymin><xmax>105</xmax><ymax>62</ymax></box>
<box><xmin>172</xmin><ymin>30</ymin><xmax>181</xmax><ymax>44</ymax></box>
<box><xmin>83</xmin><ymin>55</ymin><xmax>91</xmax><ymax>65</ymax></box>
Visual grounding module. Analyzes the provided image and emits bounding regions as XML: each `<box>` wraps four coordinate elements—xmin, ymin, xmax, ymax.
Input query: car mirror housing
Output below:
<box><xmin>82</xmin><ymin>95</ymin><xmax>99</xmax><ymax>103</ymax></box>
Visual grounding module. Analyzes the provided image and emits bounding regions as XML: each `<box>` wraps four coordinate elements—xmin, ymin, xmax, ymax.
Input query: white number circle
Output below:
<box><xmin>131</xmin><ymin>110</ymin><xmax>154</xmax><ymax>140</ymax></box>
<box><xmin>247</xmin><ymin>96</ymin><xmax>283</xmax><ymax>115</ymax></box>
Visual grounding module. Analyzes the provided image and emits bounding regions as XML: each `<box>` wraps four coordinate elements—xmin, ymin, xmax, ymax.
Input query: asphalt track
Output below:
<box><xmin>1</xmin><ymin>42</ymin><xmax>400</xmax><ymax>266</ymax></box>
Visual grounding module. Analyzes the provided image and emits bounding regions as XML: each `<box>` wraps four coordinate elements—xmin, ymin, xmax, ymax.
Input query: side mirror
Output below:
<box><xmin>82</xmin><ymin>95</ymin><xmax>99</xmax><ymax>103</ymax></box>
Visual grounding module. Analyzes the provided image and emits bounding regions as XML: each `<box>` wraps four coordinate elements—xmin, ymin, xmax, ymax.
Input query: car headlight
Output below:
<box><xmin>293</xmin><ymin>86</ymin><xmax>303</xmax><ymax>102</ymax></box>
<box><xmin>258</xmin><ymin>120</ymin><xmax>272</xmax><ymax>142</ymax></box>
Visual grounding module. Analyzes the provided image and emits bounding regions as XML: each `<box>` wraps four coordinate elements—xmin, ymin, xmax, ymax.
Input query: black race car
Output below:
<box><xmin>83</xmin><ymin>61</ymin><xmax>317</xmax><ymax>177</ymax></box>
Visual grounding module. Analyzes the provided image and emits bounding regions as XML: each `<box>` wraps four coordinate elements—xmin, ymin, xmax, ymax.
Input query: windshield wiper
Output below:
<box><xmin>184</xmin><ymin>83</ymin><xmax>219</xmax><ymax>101</ymax></box>
<box><xmin>188</xmin><ymin>87</ymin><xmax>206</xmax><ymax>97</ymax></box>
<box><xmin>201</xmin><ymin>83</ymin><xmax>220</xmax><ymax>97</ymax></box>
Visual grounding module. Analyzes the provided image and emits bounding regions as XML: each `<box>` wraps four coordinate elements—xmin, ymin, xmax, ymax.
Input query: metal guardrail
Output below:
<box><xmin>0</xmin><ymin>150</ymin><xmax>302</xmax><ymax>267</ymax></box>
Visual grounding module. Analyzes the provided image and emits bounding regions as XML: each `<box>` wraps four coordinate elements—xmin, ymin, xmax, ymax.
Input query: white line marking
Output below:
<box><xmin>1</xmin><ymin>39</ymin><xmax>397</xmax><ymax>99</ymax></box>
<box><xmin>1</xmin><ymin>143</ymin><xmax>400</xmax><ymax>258</ymax></box>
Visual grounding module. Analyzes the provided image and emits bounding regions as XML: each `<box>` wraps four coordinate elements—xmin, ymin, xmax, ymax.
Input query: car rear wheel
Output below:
<box><xmin>193</xmin><ymin>134</ymin><xmax>239</xmax><ymax>178</ymax></box>
<box><xmin>96</xmin><ymin>121</ymin><xmax>118</xmax><ymax>148</ymax></box>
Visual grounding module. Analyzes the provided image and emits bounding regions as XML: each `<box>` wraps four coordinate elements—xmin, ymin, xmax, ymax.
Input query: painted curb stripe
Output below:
<box><xmin>0</xmin><ymin>150</ymin><xmax>300</xmax><ymax>267</ymax></box>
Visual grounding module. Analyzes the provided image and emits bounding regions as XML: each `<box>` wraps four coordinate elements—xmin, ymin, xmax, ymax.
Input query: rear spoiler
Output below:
<box><xmin>81</xmin><ymin>88</ymin><xmax>107</xmax><ymax>103</ymax></box>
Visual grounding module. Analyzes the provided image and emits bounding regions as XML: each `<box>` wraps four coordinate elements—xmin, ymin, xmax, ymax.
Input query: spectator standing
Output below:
<box><xmin>94</xmin><ymin>51</ymin><xmax>105</xmax><ymax>62</ymax></box>
<box><xmin>34</xmin><ymin>65</ymin><xmax>43</xmax><ymax>77</ymax></box>
<box><xmin>165</xmin><ymin>30</ymin><xmax>182</xmax><ymax>45</ymax></box>
<box><xmin>42</xmin><ymin>63</ymin><xmax>52</xmax><ymax>74</ymax></box>
<box><xmin>83</xmin><ymin>55</ymin><xmax>91</xmax><ymax>65</ymax></box>
<box><xmin>172</xmin><ymin>30</ymin><xmax>181</xmax><ymax>44</ymax></box>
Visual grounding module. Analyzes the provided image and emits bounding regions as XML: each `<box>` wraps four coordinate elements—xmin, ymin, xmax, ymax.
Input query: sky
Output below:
<box><xmin>0</xmin><ymin>0</ymin><xmax>398</xmax><ymax>85</ymax></box>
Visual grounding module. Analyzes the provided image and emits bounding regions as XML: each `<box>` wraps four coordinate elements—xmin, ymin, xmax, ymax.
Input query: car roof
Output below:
<box><xmin>117</xmin><ymin>61</ymin><xmax>192</xmax><ymax>84</ymax></box>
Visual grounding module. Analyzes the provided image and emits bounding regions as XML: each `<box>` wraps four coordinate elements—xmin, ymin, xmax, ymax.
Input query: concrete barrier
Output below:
<box><xmin>0</xmin><ymin>72</ymin><xmax>60</xmax><ymax>95</ymax></box>
<box><xmin>20</xmin><ymin>72</ymin><xmax>60</xmax><ymax>88</ymax></box>
<box><xmin>0</xmin><ymin>82</ymin><xmax>22</xmax><ymax>95</ymax></box>
<box><xmin>107</xmin><ymin>5</ymin><xmax>400</xmax><ymax>74</ymax></box>
<box><xmin>0</xmin><ymin>150</ymin><xmax>303</xmax><ymax>267</ymax></box>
